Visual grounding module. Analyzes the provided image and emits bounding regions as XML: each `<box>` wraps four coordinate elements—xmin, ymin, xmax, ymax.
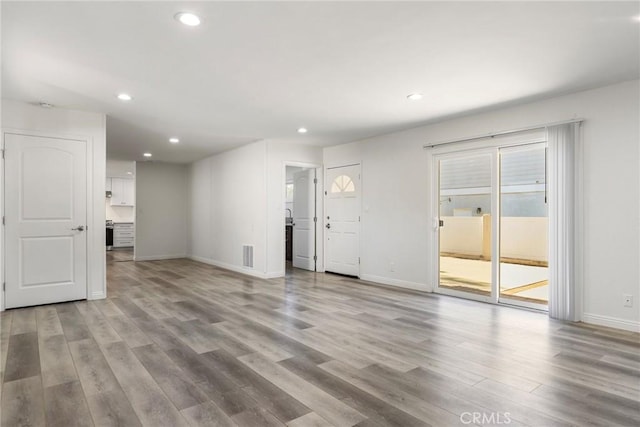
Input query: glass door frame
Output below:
<box><xmin>497</xmin><ymin>142</ymin><xmax>549</xmax><ymax>311</ymax></box>
<box><xmin>429</xmin><ymin>132</ymin><xmax>548</xmax><ymax>311</ymax></box>
<box><xmin>432</xmin><ymin>147</ymin><xmax>500</xmax><ymax>305</ymax></box>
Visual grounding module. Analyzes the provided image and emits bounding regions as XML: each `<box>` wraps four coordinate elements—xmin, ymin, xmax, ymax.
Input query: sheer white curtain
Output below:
<box><xmin>547</xmin><ymin>122</ymin><xmax>581</xmax><ymax>321</ymax></box>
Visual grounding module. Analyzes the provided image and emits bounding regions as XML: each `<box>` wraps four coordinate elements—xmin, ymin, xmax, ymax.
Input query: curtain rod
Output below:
<box><xmin>423</xmin><ymin>118</ymin><xmax>584</xmax><ymax>149</ymax></box>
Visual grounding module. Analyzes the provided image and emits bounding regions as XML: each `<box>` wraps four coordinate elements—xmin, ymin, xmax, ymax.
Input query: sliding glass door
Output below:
<box><xmin>434</xmin><ymin>142</ymin><xmax>548</xmax><ymax>310</ymax></box>
<box><xmin>437</xmin><ymin>151</ymin><xmax>495</xmax><ymax>301</ymax></box>
<box><xmin>499</xmin><ymin>144</ymin><xmax>548</xmax><ymax>307</ymax></box>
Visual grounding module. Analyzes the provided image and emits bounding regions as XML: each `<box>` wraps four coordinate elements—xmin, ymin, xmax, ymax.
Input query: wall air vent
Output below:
<box><xmin>242</xmin><ymin>245</ymin><xmax>254</xmax><ymax>268</ymax></box>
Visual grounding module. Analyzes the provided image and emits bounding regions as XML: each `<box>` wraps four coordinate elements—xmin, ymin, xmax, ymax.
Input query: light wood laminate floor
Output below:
<box><xmin>1</xmin><ymin>258</ymin><xmax>639</xmax><ymax>426</ymax></box>
<box><xmin>106</xmin><ymin>248</ymin><xmax>134</xmax><ymax>263</ymax></box>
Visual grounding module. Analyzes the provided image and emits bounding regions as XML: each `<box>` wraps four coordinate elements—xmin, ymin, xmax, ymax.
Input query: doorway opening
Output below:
<box><xmin>106</xmin><ymin>160</ymin><xmax>136</xmax><ymax>263</ymax></box>
<box><xmin>435</xmin><ymin>141</ymin><xmax>548</xmax><ymax>310</ymax></box>
<box><xmin>284</xmin><ymin>164</ymin><xmax>321</xmax><ymax>273</ymax></box>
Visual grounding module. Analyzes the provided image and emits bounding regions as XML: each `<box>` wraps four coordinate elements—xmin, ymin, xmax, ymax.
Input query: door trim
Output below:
<box><xmin>429</xmin><ymin>137</ymin><xmax>550</xmax><ymax>311</ymax></box>
<box><xmin>431</xmin><ymin>148</ymin><xmax>497</xmax><ymax>303</ymax></box>
<box><xmin>1</xmin><ymin>129</ymin><xmax>97</xmax><ymax>311</ymax></box>
<box><xmin>497</xmin><ymin>142</ymin><xmax>549</xmax><ymax>311</ymax></box>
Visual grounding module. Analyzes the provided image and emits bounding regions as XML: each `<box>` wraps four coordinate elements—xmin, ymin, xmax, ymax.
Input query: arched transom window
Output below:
<box><xmin>331</xmin><ymin>175</ymin><xmax>355</xmax><ymax>193</ymax></box>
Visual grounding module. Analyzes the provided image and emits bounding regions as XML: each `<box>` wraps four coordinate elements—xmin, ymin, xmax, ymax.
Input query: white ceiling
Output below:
<box><xmin>3</xmin><ymin>1</ymin><xmax>639</xmax><ymax>163</ymax></box>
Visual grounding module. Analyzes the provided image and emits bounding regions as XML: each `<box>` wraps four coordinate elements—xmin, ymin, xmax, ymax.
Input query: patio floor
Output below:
<box><xmin>439</xmin><ymin>256</ymin><xmax>548</xmax><ymax>304</ymax></box>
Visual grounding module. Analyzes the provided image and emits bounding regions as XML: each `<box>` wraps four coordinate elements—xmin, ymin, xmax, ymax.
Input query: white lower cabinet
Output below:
<box><xmin>114</xmin><ymin>223</ymin><xmax>134</xmax><ymax>247</ymax></box>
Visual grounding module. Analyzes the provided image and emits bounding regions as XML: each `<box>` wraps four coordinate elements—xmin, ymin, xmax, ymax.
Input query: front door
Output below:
<box><xmin>325</xmin><ymin>164</ymin><xmax>360</xmax><ymax>276</ymax></box>
<box><xmin>292</xmin><ymin>168</ymin><xmax>316</xmax><ymax>271</ymax></box>
<box><xmin>4</xmin><ymin>133</ymin><xmax>88</xmax><ymax>309</ymax></box>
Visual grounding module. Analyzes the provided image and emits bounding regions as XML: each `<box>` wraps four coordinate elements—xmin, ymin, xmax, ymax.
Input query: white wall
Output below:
<box><xmin>188</xmin><ymin>141</ymin><xmax>269</xmax><ymax>276</ymax></box>
<box><xmin>187</xmin><ymin>140</ymin><xmax>322</xmax><ymax>278</ymax></box>
<box><xmin>266</xmin><ymin>142</ymin><xmax>323</xmax><ymax>276</ymax></box>
<box><xmin>325</xmin><ymin>137</ymin><xmax>431</xmax><ymax>291</ymax></box>
<box><xmin>188</xmin><ymin>156</ymin><xmax>212</xmax><ymax>262</ymax></box>
<box><xmin>106</xmin><ymin>159</ymin><xmax>135</xmax><ymax>178</ymax></box>
<box><xmin>135</xmin><ymin>162</ymin><xmax>188</xmax><ymax>260</ymax></box>
<box><xmin>324</xmin><ymin>80</ymin><xmax>640</xmax><ymax>331</ymax></box>
<box><xmin>1</xmin><ymin>99</ymin><xmax>107</xmax><ymax>305</ymax></box>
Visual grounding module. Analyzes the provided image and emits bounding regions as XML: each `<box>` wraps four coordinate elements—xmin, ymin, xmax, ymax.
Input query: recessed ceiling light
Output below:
<box><xmin>407</xmin><ymin>93</ymin><xmax>423</xmax><ymax>101</ymax></box>
<box><xmin>126</xmin><ymin>171</ymin><xmax>133</xmax><ymax>175</ymax></box>
<box><xmin>117</xmin><ymin>93</ymin><xmax>133</xmax><ymax>101</ymax></box>
<box><xmin>175</xmin><ymin>12</ymin><xmax>201</xmax><ymax>26</ymax></box>
<box><xmin>143</xmin><ymin>153</ymin><xmax>152</xmax><ymax>157</ymax></box>
<box><xmin>297</xmin><ymin>127</ymin><xmax>308</xmax><ymax>134</ymax></box>
<box><xmin>633</xmin><ymin>14</ymin><xmax>640</xmax><ymax>22</ymax></box>
<box><xmin>169</xmin><ymin>138</ymin><xmax>180</xmax><ymax>144</ymax></box>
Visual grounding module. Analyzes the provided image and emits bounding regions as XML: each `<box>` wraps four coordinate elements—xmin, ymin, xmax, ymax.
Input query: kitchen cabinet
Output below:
<box><xmin>113</xmin><ymin>223</ymin><xmax>134</xmax><ymax>247</ymax></box>
<box><xmin>110</xmin><ymin>178</ymin><xmax>135</xmax><ymax>206</ymax></box>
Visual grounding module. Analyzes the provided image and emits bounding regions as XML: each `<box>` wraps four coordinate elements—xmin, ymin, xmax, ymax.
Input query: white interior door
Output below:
<box><xmin>325</xmin><ymin>164</ymin><xmax>360</xmax><ymax>276</ymax></box>
<box><xmin>292</xmin><ymin>169</ymin><xmax>316</xmax><ymax>271</ymax></box>
<box><xmin>4</xmin><ymin>133</ymin><xmax>88</xmax><ymax>309</ymax></box>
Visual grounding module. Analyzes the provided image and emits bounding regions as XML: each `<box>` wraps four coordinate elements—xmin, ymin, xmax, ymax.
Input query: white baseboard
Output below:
<box><xmin>360</xmin><ymin>274</ymin><xmax>431</xmax><ymax>292</ymax></box>
<box><xmin>264</xmin><ymin>271</ymin><xmax>285</xmax><ymax>279</ymax></box>
<box><xmin>582</xmin><ymin>313</ymin><xmax>640</xmax><ymax>333</ymax></box>
<box><xmin>187</xmin><ymin>255</ymin><xmax>272</xmax><ymax>280</ymax></box>
<box><xmin>189</xmin><ymin>255</ymin><xmax>214</xmax><ymax>264</ymax></box>
<box><xmin>89</xmin><ymin>291</ymin><xmax>106</xmax><ymax>300</ymax></box>
<box><xmin>134</xmin><ymin>254</ymin><xmax>187</xmax><ymax>261</ymax></box>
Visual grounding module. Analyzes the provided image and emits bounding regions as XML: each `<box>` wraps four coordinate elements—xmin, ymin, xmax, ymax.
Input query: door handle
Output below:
<box><xmin>326</xmin><ymin>223</ymin><xmax>331</xmax><ymax>229</ymax></box>
<box><xmin>72</xmin><ymin>225</ymin><xmax>85</xmax><ymax>231</ymax></box>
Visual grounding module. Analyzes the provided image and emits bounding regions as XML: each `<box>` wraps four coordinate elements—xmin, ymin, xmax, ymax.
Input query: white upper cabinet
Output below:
<box><xmin>110</xmin><ymin>178</ymin><xmax>135</xmax><ymax>206</ymax></box>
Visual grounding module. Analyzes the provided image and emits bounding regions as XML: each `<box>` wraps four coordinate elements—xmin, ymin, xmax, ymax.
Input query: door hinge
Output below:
<box><xmin>358</xmin><ymin>257</ymin><xmax>361</xmax><ymax>264</ymax></box>
<box><xmin>313</xmin><ymin>178</ymin><xmax>317</xmax><ymax>184</ymax></box>
<box><xmin>313</xmin><ymin>217</ymin><xmax>317</xmax><ymax>223</ymax></box>
<box><xmin>2</xmin><ymin>216</ymin><xmax>4</xmax><ymax>226</ymax></box>
<box><xmin>2</xmin><ymin>283</ymin><xmax>5</xmax><ymax>291</ymax></box>
<box><xmin>1</xmin><ymin>149</ymin><xmax>4</xmax><ymax>159</ymax></box>
<box><xmin>313</xmin><ymin>255</ymin><xmax>317</xmax><ymax>261</ymax></box>
<box><xmin>358</xmin><ymin>216</ymin><xmax>360</xmax><ymax>222</ymax></box>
